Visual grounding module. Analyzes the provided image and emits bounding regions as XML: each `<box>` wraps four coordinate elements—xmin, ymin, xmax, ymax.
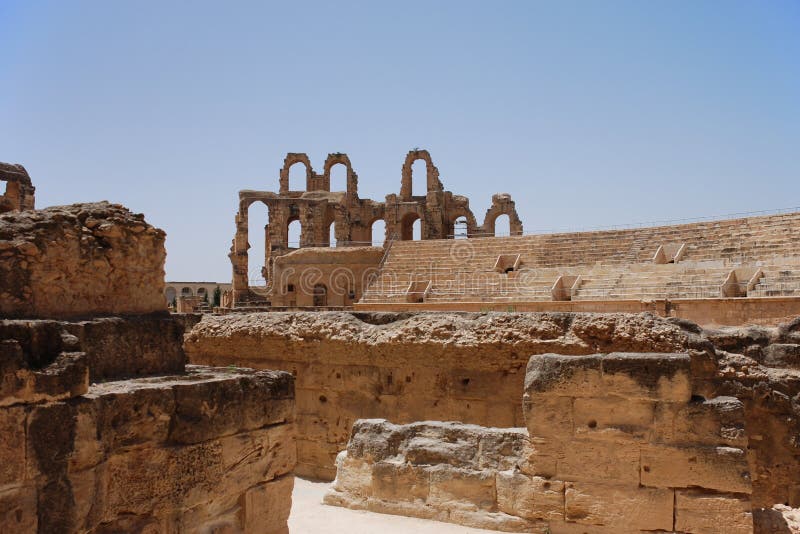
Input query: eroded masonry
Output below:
<box><xmin>4</xmin><ymin>158</ymin><xmax>800</xmax><ymax>533</ymax></box>
<box><xmin>228</xmin><ymin>150</ymin><xmax>522</xmax><ymax>307</ymax></box>
<box><xmin>0</xmin><ymin>172</ymin><xmax>296</xmax><ymax>533</ymax></box>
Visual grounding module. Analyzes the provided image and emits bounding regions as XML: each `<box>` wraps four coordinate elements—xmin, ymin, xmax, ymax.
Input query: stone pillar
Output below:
<box><xmin>230</xmin><ymin>207</ymin><xmax>250</xmax><ymax>305</ymax></box>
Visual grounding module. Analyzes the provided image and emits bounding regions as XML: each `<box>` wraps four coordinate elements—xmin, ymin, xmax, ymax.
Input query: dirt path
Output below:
<box><xmin>289</xmin><ymin>477</ymin><xmax>499</xmax><ymax>533</ymax></box>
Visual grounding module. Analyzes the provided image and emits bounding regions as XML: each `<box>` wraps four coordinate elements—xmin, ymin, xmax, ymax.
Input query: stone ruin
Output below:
<box><xmin>0</xmin><ymin>171</ymin><xmax>296</xmax><ymax>533</ymax></box>
<box><xmin>3</xmin><ymin>159</ymin><xmax>800</xmax><ymax>533</ymax></box>
<box><xmin>0</xmin><ymin>163</ymin><xmax>35</xmax><ymax>214</ymax></box>
<box><xmin>228</xmin><ymin>150</ymin><xmax>522</xmax><ymax>307</ymax></box>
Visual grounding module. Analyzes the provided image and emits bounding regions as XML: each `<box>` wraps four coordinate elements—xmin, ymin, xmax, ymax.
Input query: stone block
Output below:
<box><xmin>653</xmin><ymin>395</ymin><xmax>747</xmax><ymax>448</ymax></box>
<box><xmin>372</xmin><ymin>461</ymin><xmax>430</xmax><ymax>502</ymax></box>
<box><xmin>331</xmin><ymin>451</ymin><xmax>373</xmax><ymax>497</ymax></box>
<box><xmin>168</xmin><ymin>369</ymin><xmax>294</xmax><ymax>444</ymax></box>
<box><xmin>640</xmin><ymin>444</ymin><xmax>751</xmax><ymax>494</ymax></box>
<box><xmin>557</xmin><ymin>437</ymin><xmax>640</xmax><ymax>484</ymax></box>
<box><xmin>572</xmin><ymin>396</ymin><xmax>654</xmax><ymax>441</ymax></box>
<box><xmin>496</xmin><ymin>470</ymin><xmax>564</xmax><ymax>521</ymax></box>
<box><xmin>0</xmin><ymin>332</ymin><xmax>88</xmax><ymax>407</ymax></box>
<box><xmin>428</xmin><ymin>465</ymin><xmax>496</xmax><ymax>512</ymax></box>
<box><xmin>524</xmin><ymin>354</ymin><xmax>604</xmax><ymax>398</ymax></box>
<box><xmin>240</xmin><ymin>475</ymin><xmax>294</xmax><ymax>534</ymax></box>
<box><xmin>523</xmin><ymin>394</ymin><xmax>573</xmax><ymax>440</ymax></box>
<box><xmin>600</xmin><ymin>352</ymin><xmax>691</xmax><ymax>402</ymax></box>
<box><xmin>564</xmin><ymin>482</ymin><xmax>673</xmax><ymax>531</ymax></box>
<box><xmin>0</xmin><ymin>485</ymin><xmax>38</xmax><ymax>533</ymax></box>
<box><xmin>675</xmin><ymin>489</ymin><xmax>753</xmax><ymax>534</ymax></box>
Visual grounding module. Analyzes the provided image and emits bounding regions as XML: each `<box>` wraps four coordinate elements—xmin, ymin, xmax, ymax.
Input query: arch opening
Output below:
<box><xmin>288</xmin><ymin>162</ymin><xmax>307</xmax><ymax>191</ymax></box>
<box><xmin>329</xmin><ymin>163</ymin><xmax>347</xmax><ymax>192</ymax></box>
<box><xmin>453</xmin><ymin>216</ymin><xmax>468</xmax><ymax>239</ymax></box>
<box><xmin>165</xmin><ymin>287</ymin><xmax>177</xmax><ymax>305</ymax></box>
<box><xmin>371</xmin><ymin>219</ymin><xmax>386</xmax><ymax>246</ymax></box>
<box><xmin>411</xmin><ymin>159</ymin><xmax>427</xmax><ymax>197</ymax></box>
<box><xmin>401</xmin><ymin>213</ymin><xmax>421</xmax><ymax>241</ymax></box>
<box><xmin>181</xmin><ymin>287</ymin><xmax>193</xmax><ymax>296</ymax></box>
<box><xmin>288</xmin><ymin>218</ymin><xmax>302</xmax><ymax>249</ymax></box>
<box><xmin>328</xmin><ymin>221</ymin><xmax>337</xmax><ymax>248</ymax></box>
<box><xmin>313</xmin><ymin>284</ymin><xmax>328</xmax><ymax>307</ymax></box>
<box><xmin>247</xmin><ymin>202</ymin><xmax>270</xmax><ymax>286</ymax></box>
<box><xmin>494</xmin><ymin>214</ymin><xmax>511</xmax><ymax>236</ymax></box>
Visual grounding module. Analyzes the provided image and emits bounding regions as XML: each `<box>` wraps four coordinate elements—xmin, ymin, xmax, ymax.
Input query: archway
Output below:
<box><xmin>165</xmin><ymin>286</ymin><xmax>177</xmax><ymax>305</ymax></box>
<box><xmin>495</xmin><ymin>214</ymin><xmax>511</xmax><ymax>236</ymax></box>
<box><xmin>453</xmin><ymin>216</ymin><xmax>468</xmax><ymax>239</ymax></box>
<box><xmin>371</xmin><ymin>219</ymin><xmax>386</xmax><ymax>246</ymax></box>
<box><xmin>329</xmin><ymin>163</ymin><xmax>347</xmax><ymax>193</ymax></box>
<box><xmin>411</xmin><ymin>159</ymin><xmax>427</xmax><ymax>197</ymax></box>
<box><xmin>328</xmin><ymin>221</ymin><xmax>337</xmax><ymax>248</ymax></box>
<box><xmin>181</xmin><ymin>287</ymin><xmax>193</xmax><ymax>297</ymax></box>
<box><xmin>401</xmin><ymin>213</ymin><xmax>421</xmax><ymax>241</ymax></box>
<box><xmin>313</xmin><ymin>284</ymin><xmax>328</xmax><ymax>307</ymax></box>
<box><xmin>288</xmin><ymin>162</ymin><xmax>307</xmax><ymax>191</ymax></box>
<box><xmin>288</xmin><ymin>218</ymin><xmax>302</xmax><ymax>249</ymax></box>
<box><xmin>247</xmin><ymin>201</ymin><xmax>270</xmax><ymax>285</ymax></box>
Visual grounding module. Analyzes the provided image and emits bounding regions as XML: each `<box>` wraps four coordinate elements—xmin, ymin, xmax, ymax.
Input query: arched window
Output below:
<box><xmin>329</xmin><ymin>163</ymin><xmax>347</xmax><ymax>192</ymax></box>
<box><xmin>181</xmin><ymin>287</ymin><xmax>193</xmax><ymax>296</ymax></box>
<box><xmin>165</xmin><ymin>287</ymin><xmax>177</xmax><ymax>304</ymax></box>
<box><xmin>453</xmin><ymin>216</ymin><xmax>468</xmax><ymax>239</ymax></box>
<box><xmin>288</xmin><ymin>162</ymin><xmax>306</xmax><ymax>191</ymax></box>
<box><xmin>401</xmin><ymin>213</ymin><xmax>421</xmax><ymax>241</ymax></box>
<box><xmin>495</xmin><ymin>214</ymin><xmax>511</xmax><ymax>237</ymax></box>
<box><xmin>288</xmin><ymin>219</ymin><xmax>302</xmax><ymax>249</ymax></box>
<box><xmin>411</xmin><ymin>159</ymin><xmax>427</xmax><ymax>197</ymax></box>
<box><xmin>328</xmin><ymin>221</ymin><xmax>337</xmax><ymax>248</ymax></box>
<box><xmin>371</xmin><ymin>219</ymin><xmax>386</xmax><ymax>246</ymax></box>
<box><xmin>248</xmin><ymin>202</ymin><xmax>270</xmax><ymax>285</ymax></box>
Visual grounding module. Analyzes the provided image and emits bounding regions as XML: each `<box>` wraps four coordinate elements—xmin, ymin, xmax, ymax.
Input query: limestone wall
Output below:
<box><xmin>184</xmin><ymin>311</ymin><xmax>693</xmax><ymax>479</ymax></box>
<box><xmin>0</xmin><ymin>359</ymin><xmax>295</xmax><ymax>533</ymax></box>
<box><xmin>325</xmin><ymin>353</ymin><xmax>754</xmax><ymax>533</ymax></box>
<box><xmin>0</xmin><ymin>202</ymin><xmax>167</xmax><ymax>318</ymax></box>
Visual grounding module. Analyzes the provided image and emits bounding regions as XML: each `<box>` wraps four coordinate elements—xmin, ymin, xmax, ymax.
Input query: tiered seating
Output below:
<box><xmin>359</xmin><ymin>211</ymin><xmax>800</xmax><ymax>304</ymax></box>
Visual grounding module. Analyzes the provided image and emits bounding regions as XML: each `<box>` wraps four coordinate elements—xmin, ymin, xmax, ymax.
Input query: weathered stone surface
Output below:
<box><xmin>0</xmin><ymin>202</ymin><xmax>167</xmax><ymax>318</ymax></box>
<box><xmin>1</xmin><ymin>315</ymin><xmax>186</xmax><ymax>383</ymax></box>
<box><xmin>0</xmin><ymin>366</ymin><xmax>296</xmax><ymax>533</ymax></box>
<box><xmin>564</xmin><ymin>482</ymin><xmax>674</xmax><ymax>531</ymax></box>
<box><xmin>186</xmin><ymin>311</ymin><xmax>691</xmax><ymax>478</ymax></box>
<box><xmin>641</xmin><ymin>443</ymin><xmax>752</xmax><ymax>494</ymax></box>
<box><xmin>675</xmin><ymin>490</ymin><xmax>753</xmax><ymax>534</ymax></box>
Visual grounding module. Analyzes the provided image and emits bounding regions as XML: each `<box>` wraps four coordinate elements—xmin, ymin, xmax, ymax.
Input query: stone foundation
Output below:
<box><xmin>326</xmin><ymin>353</ymin><xmax>754</xmax><ymax>533</ymax></box>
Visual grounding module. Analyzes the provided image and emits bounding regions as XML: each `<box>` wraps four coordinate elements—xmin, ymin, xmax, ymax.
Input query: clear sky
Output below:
<box><xmin>1</xmin><ymin>1</ymin><xmax>798</xmax><ymax>282</ymax></box>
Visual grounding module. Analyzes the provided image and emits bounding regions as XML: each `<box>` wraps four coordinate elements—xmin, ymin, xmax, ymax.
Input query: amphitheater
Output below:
<box><xmin>2</xmin><ymin>155</ymin><xmax>800</xmax><ymax>533</ymax></box>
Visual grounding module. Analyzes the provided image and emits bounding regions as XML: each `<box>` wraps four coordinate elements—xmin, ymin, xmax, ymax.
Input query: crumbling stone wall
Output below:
<box><xmin>325</xmin><ymin>354</ymin><xmax>754</xmax><ymax>533</ymax></box>
<box><xmin>0</xmin><ymin>162</ymin><xmax>35</xmax><ymax>214</ymax></box>
<box><xmin>0</xmin><ymin>202</ymin><xmax>167</xmax><ymax>318</ymax></box>
<box><xmin>1</xmin><ymin>192</ymin><xmax>297</xmax><ymax>533</ymax></box>
<box><xmin>184</xmin><ymin>311</ymin><xmax>692</xmax><ymax>479</ymax></box>
<box><xmin>229</xmin><ymin>150</ymin><xmax>522</xmax><ymax>306</ymax></box>
<box><xmin>185</xmin><ymin>310</ymin><xmax>800</xmax><ymax>518</ymax></box>
<box><xmin>0</xmin><ymin>335</ymin><xmax>295</xmax><ymax>533</ymax></box>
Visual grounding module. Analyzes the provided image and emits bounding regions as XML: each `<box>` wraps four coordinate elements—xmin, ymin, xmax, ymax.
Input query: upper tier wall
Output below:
<box><xmin>0</xmin><ymin>202</ymin><xmax>167</xmax><ymax>319</ymax></box>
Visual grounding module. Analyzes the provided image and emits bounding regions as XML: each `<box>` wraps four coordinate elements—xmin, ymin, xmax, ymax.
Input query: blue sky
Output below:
<box><xmin>1</xmin><ymin>1</ymin><xmax>798</xmax><ymax>282</ymax></box>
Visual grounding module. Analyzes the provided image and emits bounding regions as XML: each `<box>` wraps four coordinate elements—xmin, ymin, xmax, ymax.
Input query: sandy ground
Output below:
<box><xmin>288</xmin><ymin>477</ymin><xmax>498</xmax><ymax>533</ymax></box>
